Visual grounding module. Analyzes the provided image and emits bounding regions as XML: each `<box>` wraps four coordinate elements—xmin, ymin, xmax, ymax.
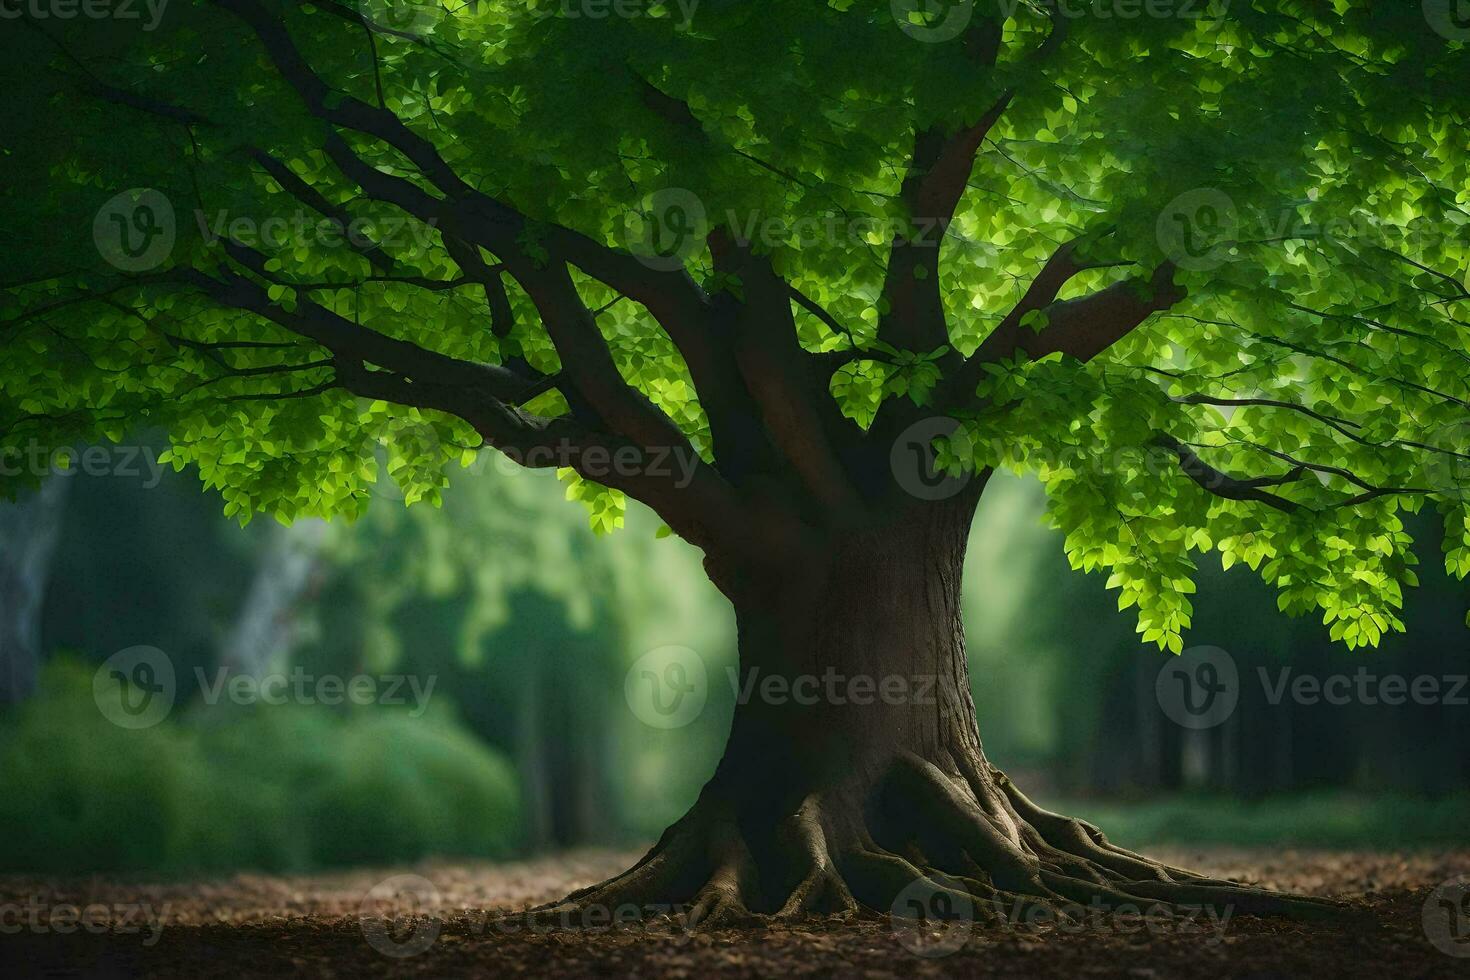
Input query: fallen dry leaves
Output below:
<box><xmin>0</xmin><ymin>847</ymin><xmax>1465</xmax><ymax>978</ymax></box>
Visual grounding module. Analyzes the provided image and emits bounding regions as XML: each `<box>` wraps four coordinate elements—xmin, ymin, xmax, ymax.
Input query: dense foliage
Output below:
<box><xmin>4</xmin><ymin>1</ymin><xmax>1469</xmax><ymax>653</ymax></box>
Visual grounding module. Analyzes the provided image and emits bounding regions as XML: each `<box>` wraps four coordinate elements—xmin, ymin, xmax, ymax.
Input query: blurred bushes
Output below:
<box><xmin>0</xmin><ymin>657</ymin><xmax>519</xmax><ymax>875</ymax></box>
<box><xmin>1056</xmin><ymin>791</ymin><xmax>1470</xmax><ymax>850</ymax></box>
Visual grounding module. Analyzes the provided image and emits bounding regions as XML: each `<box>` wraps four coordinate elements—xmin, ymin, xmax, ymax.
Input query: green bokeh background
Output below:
<box><xmin>1</xmin><ymin>449</ymin><xmax>1466</xmax><ymax>875</ymax></box>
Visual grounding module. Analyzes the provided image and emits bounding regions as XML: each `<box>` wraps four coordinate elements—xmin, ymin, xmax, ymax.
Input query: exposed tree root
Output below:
<box><xmin>513</xmin><ymin>754</ymin><xmax>1361</xmax><ymax>934</ymax></box>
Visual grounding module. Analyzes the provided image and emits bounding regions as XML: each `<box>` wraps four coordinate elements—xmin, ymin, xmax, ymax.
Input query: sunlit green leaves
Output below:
<box><xmin>3</xmin><ymin>1</ymin><xmax>1469</xmax><ymax>651</ymax></box>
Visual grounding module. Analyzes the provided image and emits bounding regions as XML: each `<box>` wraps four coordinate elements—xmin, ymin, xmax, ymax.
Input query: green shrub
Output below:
<box><xmin>0</xmin><ymin>657</ymin><xmax>521</xmax><ymax>874</ymax></box>
<box><xmin>1050</xmin><ymin>791</ymin><xmax>1470</xmax><ymax>850</ymax></box>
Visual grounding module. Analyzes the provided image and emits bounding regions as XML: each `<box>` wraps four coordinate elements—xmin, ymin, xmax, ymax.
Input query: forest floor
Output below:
<box><xmin>1</xmin><ymin>847</ymin><xmax>1466</xmax><ymax>978</ymax></box>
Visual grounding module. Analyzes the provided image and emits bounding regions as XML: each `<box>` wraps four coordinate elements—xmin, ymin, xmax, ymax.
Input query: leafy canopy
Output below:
<box><xmin>3</xmin><ymin>0</ymin><xmax>1469</xmax><ymax>651</ymax></box>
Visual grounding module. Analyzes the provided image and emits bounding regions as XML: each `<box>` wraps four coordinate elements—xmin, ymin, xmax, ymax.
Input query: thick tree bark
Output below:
<box><xmin>533</xmin><ymin>484</ymin><xmax>1352</xmax><ymax>928</ymax></box>
<box><xmin>707</xmin><ymin>484</ymin><xmax>992</xmax><ymax>848</ymax></box>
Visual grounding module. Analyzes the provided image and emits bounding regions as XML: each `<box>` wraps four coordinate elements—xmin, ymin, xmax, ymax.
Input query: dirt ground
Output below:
<box><xmin>1</xmin><ymin>847</ymin><xmax>1467</xmax><ymax>978</ymax></box>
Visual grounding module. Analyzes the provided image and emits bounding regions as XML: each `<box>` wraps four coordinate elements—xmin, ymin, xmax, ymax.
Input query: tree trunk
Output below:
<box><xmin>536</xmin><ymin>483</ymin><xmax>1349</xmax><ymax>927</ymax></box>
<box><xmin>219</xmin><ymin>518</ymin><xmax>327</xmax><ymax>678</ymax></box>
<box><xmin>0</xmin><ymin>478</ymin><xmax>70</xmax><ymax>705</ymax></box>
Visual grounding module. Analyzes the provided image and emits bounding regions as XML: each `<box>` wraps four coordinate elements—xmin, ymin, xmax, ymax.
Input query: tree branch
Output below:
<box><xmin>245</xmin><ymin>147</ymin><xmax>398</xmax><ymax>273</ymax></box>
<box><xmin>873</xmin><ymin>7</ymin><xmax>1067</xmax><ymax>354</ymax></box>
<box><xmin>506</xmin><ymin>259</ymin><xmax>695</xmax><ymax>453</ymax></box>
<box><xmin>877</xmin><ymin>93</ymin><xmax>1012</xmax><ymax>353</ymax></box>
<box><xmin>1154</xmin><ymin>435</ymin><xmax>1304</xmax><ymax>513</ymax></box>
<box><xmin>195</xmin><ymin>243</ymin><xmax>538</xmax><ymax>402</ymax></box>
<box><xmin>1156</xmin><ymin>435</ymin><xmax>1434</xmax><ymax>514</ymax></box>
<box><xmin>935</xmin><ymin>263</ymin><xmax>1186</xmax><ymax>416</ymax></box>
<box><xmin>709</xmin><ymin>233</ymin><xmax>866</xmax><ymax>517</ymax></box>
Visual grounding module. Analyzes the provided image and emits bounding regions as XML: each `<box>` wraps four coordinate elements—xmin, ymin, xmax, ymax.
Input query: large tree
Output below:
<box><xmin>4</xmin><ymin>0</ymin><xmax>1467</xmax><ymax>925</ymax></box>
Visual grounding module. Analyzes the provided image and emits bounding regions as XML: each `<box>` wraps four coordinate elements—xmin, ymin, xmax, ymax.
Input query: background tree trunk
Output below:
<box><xmin>0</xmin><ymin>479</ymin><xmax>70</xmax><ymax>705</ymax></box>
<box><xmin>219</xmin><ymin>519</ymin><xmax>327</xmax><ymax>678</ymax></box>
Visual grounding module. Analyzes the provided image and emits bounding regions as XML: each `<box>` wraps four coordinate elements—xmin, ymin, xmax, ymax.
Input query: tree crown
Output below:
<box><xmin>4</xmin><ymin>0</ymin><xmax>1469</xmax><ymax>650</ymax></box>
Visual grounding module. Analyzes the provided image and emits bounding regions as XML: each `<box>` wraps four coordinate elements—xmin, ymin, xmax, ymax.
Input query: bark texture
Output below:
<box><xmin>530</xmin><ymin>487</ymin><xmax>1351</xmax><ymax>928</ymax></box>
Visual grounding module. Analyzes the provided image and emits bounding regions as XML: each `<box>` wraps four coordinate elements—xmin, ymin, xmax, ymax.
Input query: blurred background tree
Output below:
<box><xmin>0</xmin><ymin>448</ymin><xmax>1465</xmax><ymax>874</ymax></box>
